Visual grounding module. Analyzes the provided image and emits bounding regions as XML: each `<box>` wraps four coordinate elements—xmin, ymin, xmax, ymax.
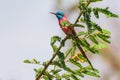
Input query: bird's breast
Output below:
<box><xmin>58</xmin><ymin>16</ymin><xmax>76</xmax><ymax>35</ymax></box>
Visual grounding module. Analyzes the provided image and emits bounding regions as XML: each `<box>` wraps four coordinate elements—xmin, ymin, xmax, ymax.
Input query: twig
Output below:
<box><xmin>72</xmin><ymin>0</ymin><xmax>91</xmax><ymax>27</ymax></box>
<box><xmin>36</xmin><ymin>37</ymin><xmax>68</xmax><ymax>80</ymax></box>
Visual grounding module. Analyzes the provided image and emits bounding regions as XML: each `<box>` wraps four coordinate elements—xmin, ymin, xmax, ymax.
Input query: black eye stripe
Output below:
<box><xmin>58</xmin><ymin>14</ymin><xmax>63</xmax><ymax>16</ymax></box>
<box><xmin>58</xmin><ymin>13</ymin><xmax>62</xmax><ymax>15</ymax></box>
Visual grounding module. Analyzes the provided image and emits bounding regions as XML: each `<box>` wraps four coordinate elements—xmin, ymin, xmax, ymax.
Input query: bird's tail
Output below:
<box><xmin>70</xmin><ymin>30</ymin><xmax>95</xmax><ymax>71</ymax></box>
<box><xmin>76</xmin><ymin>39</ymin><xmax>95</xmax><ymax>71</ymax></box>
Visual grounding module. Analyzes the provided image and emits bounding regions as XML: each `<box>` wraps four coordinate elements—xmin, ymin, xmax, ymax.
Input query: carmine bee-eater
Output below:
<box><xmin>50</xmin><ymin>11</ymin><xmax>94</xmax><ymax>71</ymax></box>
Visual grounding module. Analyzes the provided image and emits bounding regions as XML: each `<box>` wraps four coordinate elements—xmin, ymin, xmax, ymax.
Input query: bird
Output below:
<box><xmin>50</xmin><ymin>11</ymin><xmax>94</xmax><ymax>71</ymax></box>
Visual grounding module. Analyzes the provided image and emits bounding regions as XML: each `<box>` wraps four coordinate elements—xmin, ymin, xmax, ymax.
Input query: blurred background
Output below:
<box><xmin>0</xmin><ymin>0</ymin><xmax>120</xmax><ymax>80</ymax></box>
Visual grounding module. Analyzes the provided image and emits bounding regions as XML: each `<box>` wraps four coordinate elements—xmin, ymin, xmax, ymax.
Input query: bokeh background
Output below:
<box><xmin>0</xmin><ymin>0</ymin><xmax>120</xmax><ymax>80</ymax></box>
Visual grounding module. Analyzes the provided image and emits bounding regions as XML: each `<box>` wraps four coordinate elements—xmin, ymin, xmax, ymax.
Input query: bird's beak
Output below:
<box><xmin>50</xmin><ymin>12</ymin><xmax>56</xmax><ymax>15</ymax></box>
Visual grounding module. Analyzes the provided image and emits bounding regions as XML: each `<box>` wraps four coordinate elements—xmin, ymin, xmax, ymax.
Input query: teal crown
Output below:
<box><xmin>56</xmin><ymin>11</ymin><xmax>64</xmax><ymax>20</ymax></box>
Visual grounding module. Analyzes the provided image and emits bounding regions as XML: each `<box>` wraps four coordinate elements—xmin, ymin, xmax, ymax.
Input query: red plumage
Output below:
<box><xmin>59</xmin><ymin>15</ymin><xmax>76</xmax><ymax>35</ymax></box>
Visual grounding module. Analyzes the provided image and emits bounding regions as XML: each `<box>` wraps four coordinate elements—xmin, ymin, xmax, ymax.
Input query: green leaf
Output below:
<box><xmin>92</xmin><ymin>43</ymin><xmax>108</xmax><ymax>49</ymax></box>
<box><xmin>90</xmin><ymin>21</ymin><xmax>102</xmax><ymax>32</ymax></box>
<box><xmin>52</xmin><ymin>45</ymin><xmax>58</xmax><ymax>52</ymax></box>
<box><xmin>65</xmin><ymin>47</ymin><xmax>73</xmax><ymax>58</ymax></box>
<box><xmin>66</xmin><ymin>67</ymin><xmax>83</xmax><ymax>77</ymax></box>
<box><xmin>90</xmin><ymin>47</ymin><xmax>99</xmax><ymax>54</ymax></box>
<box><xmin>78</xmin><ymin>0</ymin><xmax>86</xmax><ymax>10</ymax></box>
<box><xmin>32</xmin><ymin>58</ymin><xmax>38</xmax><ymax>64</ymax></box>
<box><xmin>77</xmin><ymin>54</ymin><xmax>87</xmax><ymax>62</ymax></box>
<box><xmin>70</xmin><ymin>74</ymin><xmax>79</xmax><ymax>80</ymax></box>
<box><xmin>74</xmin><ymin>69</ymin><xmax>84</xmax><ymax>77</ymax></box>
<box><xmin>35</xmin><ymin>68</ymin><xmax>43</xmax><ymax>78</ymax></box>
<box><xmin>57</xmin><ymin>52</ymin><xmax>66</xmax><ymax>69</ymax></box>
<box><xmin>24</xmin><ymin>59</ymin><xmax>41</xmax><ymax>65</ymax></box>
<box><xmin>83</xmin><ymin>70</ymin><xmax>100</xmax><ymax>77</ymax></box>
<box><xmin>72</xmin><ymin>39</ymin><xmax>77</xmax><ymax>46</ymax></box>
<box><xmin>93</xmin><ymin>9</ymin><xmax>99</xmax><ymax>18</ymax></box>
<box><xmin>74</xmin><ymin>24</ymin><xmax>85</xmax><ymax>28</ymax></box>
<box><xmin>84</xmin><ymin>66</ymin><xmax>99</xmax><ymax>73</ymax></box>
<box><xmin>44</xmin><ymin>72</ymin><xmax>54</xmax><ymax>80</ymax></box>
<box><xmin>79</xmin><ymin>38</ymin><xmax>90</xmax><ymax>47</ymax></box>
<box><xmin>55</xmin><ymin>74</ymin><xmax>61</xmax><ymax>80</ymax></box>
<box><xmin>62</xmin><ymin>73</ymin><xmax>70</xmax><ymax>79</ymax></box>
<box><xmin>77</xmin><ymin>31</ymin><xmax>87</xmax><ymax>36</ymax></box>
<box><xmin>93</xmin><ymin>7</ymin><xmax>119</xmax><ymax>18</ymax></box>
<box><xmin>51</xmin><ymin>36</ymin><xmax>61</xmax><ymax>45</ymax></box>
<box><xmin>91</xmin><ymin>0</ymin><xmax>102</xmax><ymax>2</ymax></box>
<box><xmin>34</xmin><ymin>68</ymin><xmax>38</xmax><ymax>73</ymax></box>
<box><xmin>43</xmin><ymin>75</ymin><xmax>49</xmax><ymax>80</ymax></box>
<box><xmin>66</xmin><ymin>67</ymin><xmax>75</xmax><ymax>74</ymax></box>
<box><xmin>65</xmin><ymin>46</ymin><xmax>76</xmax><ymax>58</ymax></box>
<box><xmin>83</xmin><ymin>8</ymin><xmax>93</xmax><ymax>34</ymax></box>
<box><xmin>71</xmin><ymin>47</ymin><xmax>77</xmax><ymax>56</ymax></box>
<box><xmin>58</xmin><ymin>52</ymin><xmax>65</xmax><ymax>60</ymax></box>
<box><xmin>23</xmin><ymin>59</ymin><xmax>31</xmax><ymax>63</ymax></box>
<box><xmin>69</xmin><ymin>59</ymin><xmax>82</xmax><ymax>68</ymax></box>
<box><xmin>61</xmin><ymin>39</ymin><xmax>66</xmax><ymax>47</ymax></box>
<box><xmin>103</xmin><ymin>35</ymin><xmax>111</xmax><ymax>38</ymax></box>
<box><xmin>84</xmin><ymin>46</ymin><xmax>99</xmax><ymax>53</ymax></box>
<box><xmin>97</xmin><ymin>34</ymin><xmax>110</xmax><ymax>43</ymax></box>
<box><xmin>88</xmin><ymin>35</ymin><xmax>98</xmax><ymax>44</ymax></box>
<box><xmin>52</xmin><ymin>69</ymin><xmax>62</xmax><ymax>74</ymax></box>
<box><xmin>79</xmin><ymin>38</ymin><xmax>98</xmax><ymax>53</ymax></box>
<box><xmin>102</xmin><ymin>29</ymin><xmax>111</xmax><ymax>35</ymax></box>
<box><xmin>79</xmin><ymin>18</ymin><xmax>85</xmax><ymax>23</ymax></box>
<box><xmin>42</xmin><ymin>61</ymin><xmax>49</xmax><ymax>67</ymax></box>
<box><xmin>51</xmin><ymin>61</ymin><xmax>62</xmax><ymax>68</ymax></box>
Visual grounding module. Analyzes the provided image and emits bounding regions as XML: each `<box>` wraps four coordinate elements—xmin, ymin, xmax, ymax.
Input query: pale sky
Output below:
<box><xmin>0</xmin><ymin>0</ymin><xmax>120</xmax><ymax>80</ymax></box>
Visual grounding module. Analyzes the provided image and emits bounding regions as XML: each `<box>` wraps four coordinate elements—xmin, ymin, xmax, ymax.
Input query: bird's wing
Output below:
<box><xmin>60</xmin><ymin>20</ymin><xmax>70</xmax><ymax>28</ymax></box>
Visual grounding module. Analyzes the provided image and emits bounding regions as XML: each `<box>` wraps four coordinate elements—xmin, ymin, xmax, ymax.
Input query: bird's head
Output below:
<box><xmin>50</xmin><ymin>11</ymin><xmax>64</xmax><ymax>20</ymax></box>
